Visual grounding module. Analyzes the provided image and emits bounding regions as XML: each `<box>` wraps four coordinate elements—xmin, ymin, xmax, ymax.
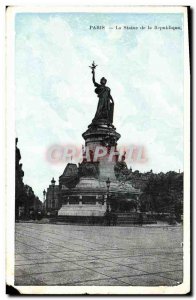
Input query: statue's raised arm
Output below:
<box><xmin>92</xmin><ymin>69</ymin><xmax>99</xmax><ymax>87</ymax></box>
<box><xmin>89</xmin><ymin>61</ymin><xmax>99</xmax><ymax>87</ymax></box>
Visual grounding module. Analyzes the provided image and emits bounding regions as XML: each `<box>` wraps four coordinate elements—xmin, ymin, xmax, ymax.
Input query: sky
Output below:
<box><xmin>15</xmin><ymin>12</ymin><xmax>184</xmax><ymax>200</ymax></box>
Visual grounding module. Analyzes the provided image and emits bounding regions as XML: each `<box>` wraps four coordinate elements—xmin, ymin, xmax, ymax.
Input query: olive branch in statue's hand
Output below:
<box><xmin>89</xmin><ymin>61</ymin><xmax>97</xmax><ymax>74</ymax></box>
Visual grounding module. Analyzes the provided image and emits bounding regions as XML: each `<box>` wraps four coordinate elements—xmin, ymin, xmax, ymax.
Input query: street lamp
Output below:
<box><xmin>106</xmin><ymin>178</ymin><xmax>111</xmax><ymax>213</ymax></box>
<box><xmin>43</xmin><ymin>189</ymin><xmax>46</xmax><ymax>201</ymax></box>
<box><xmin>51</xmin><ymin>177</ymin><xmax>56</xmax><ymax>210</ymax></box>
<box><xmin>43</xmin><ymin>189</ymin><xmax>46</xmax><ymax>211</ymax></box>
<box><xmin>25</xmin><ymin>186</ymin><xmax>30</xmax><ymax>220</ymax></box>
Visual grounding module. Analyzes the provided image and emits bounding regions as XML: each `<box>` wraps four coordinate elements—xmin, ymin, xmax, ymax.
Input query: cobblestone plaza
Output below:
<box><xmin>15</xmin><ymin>223</ymin><xmax>183</xmax><ymax>286</ymax></box>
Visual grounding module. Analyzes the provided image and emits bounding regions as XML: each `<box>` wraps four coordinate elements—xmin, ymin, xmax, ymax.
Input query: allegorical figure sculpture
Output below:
<box><xmin>89</xmin><ymin>61</ymin><xmax>114</xmax><ymax>125</ymax></box>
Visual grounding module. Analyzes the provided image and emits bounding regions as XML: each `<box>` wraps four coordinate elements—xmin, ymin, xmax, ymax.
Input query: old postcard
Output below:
<box><xmin>6</xmin><ymin>6</ymin><xmax>190</xmax><ymax>295</ymax></box>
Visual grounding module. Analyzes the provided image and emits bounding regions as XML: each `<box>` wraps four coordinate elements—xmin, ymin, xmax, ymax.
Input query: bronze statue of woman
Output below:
<box><xmin>90</xmin><ymin>63</ymin><xmax>114</xmax><ymax>125</ymax></box>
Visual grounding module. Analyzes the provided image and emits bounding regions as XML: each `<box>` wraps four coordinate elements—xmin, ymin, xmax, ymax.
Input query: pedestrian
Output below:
<box><xmin>111</xmin><ymin>213</ymin><xmax>117</xmax><ymax>226</ymax></box>
<box><xmin>104</xmin><ymin>211</ymin><xmax>111</xmax><ymax>226</ymax></box>
<box><xmin>138</xmin><ymin>213</ymin><xmax>143</xmax><ymax>226</ymax></box>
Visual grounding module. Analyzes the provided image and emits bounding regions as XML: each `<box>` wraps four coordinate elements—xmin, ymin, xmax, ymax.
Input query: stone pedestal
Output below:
<box><xmin>58</xmin><ymin>202</ymin><xmax>106</xmax><ymax>217</ymax></box>
<box><xmin>82</xmin><ymin>123</ymin><xmax>121</xmax><ymax>150</ymax></box>
<box><xmin>58</xmin><ymin>94</ymin><xmax>141</xmax><ymax>221</ymax></box>
<box><xmin>82</xmin><ymin>122</ymin><xmax>121</xmax><ymax>182</ymax></box>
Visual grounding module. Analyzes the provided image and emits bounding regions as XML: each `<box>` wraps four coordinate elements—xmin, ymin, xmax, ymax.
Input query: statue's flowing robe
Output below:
<box><xmin>93</xmin><ymin>85</ymin><xmax>112</xmax><ymax>122</ymax></box>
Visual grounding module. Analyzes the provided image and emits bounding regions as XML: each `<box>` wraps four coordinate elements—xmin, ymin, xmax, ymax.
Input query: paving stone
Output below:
<box><xmin>15</xmin><ymin>267</ymin><xmax>28</xmax><ymax>277</ymax></box>
<box><xmin>31</xmin><ymin>269</ymin><xmax>109</xmax><ymax>285</ymax></box>
<box><xmin>15</xmin><ymin>274</ymin><xmax>45</xmax><ymax>286</ymax></box>
<box><xmin>105</xmin><ymin>256</ymin><xmax>145</xmax><ymax>265</ymax></box>
<box><xmin>75</xmin><ymin>278</ymin><xmax>129</xmax><ymax>286</ymax></box>
<box><xmin>54</xmin><ymin>252</ymin><xmax>91</xmax><ymax>260</ymax></box>
<box><xmin>15</xmin><ymin>261</ymin><xmax>84</xmax><ymax>276</ymax></box>
<box><xmin>169</xmin><ymin>261</ymin><xmax>183</xmax><ymax>268</ymax></box>
<box><xmin>15</xmin><ymin>254</ymin><xmax>27</xmax><ymax>261</ymax></box>
<box><xmin>96</xmin><ymin>265</ymin><xmax>148</xmax><ymax>278</ymax></box>
<box><xmin>15</xmin><ymin>258</ymin><xmax>63</xmax><ymax>266</ymax></box>
<box><xmin>158</xmin><ymin>271</ymin><xmax>183</xmax><ymax>282</ymax></box>
<box><xmin>116</xmin><ymin>274</ymin><xmax>179</xmax><ymax>286</ymax></box>
<box><xmin>132</xmin><ymin>262</ymin><xmax>182</xmax><ymax>273</ymax></box>
<box><xmin>21</xmin><ymin>253</ymin><xmax>57</xmax><ymax>260</ymax></box>
<box><xmin>75</xmin><ymin>259</ymin><xmax>117</xmax><ymax>269</ymax></box>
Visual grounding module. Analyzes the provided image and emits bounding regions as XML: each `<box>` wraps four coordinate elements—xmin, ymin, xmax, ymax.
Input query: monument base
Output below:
<box><xmin>56</xmin><ymin>211</ymin><xmax>157</xmax><ymax>225</ymax></box>
<box><xmin>58</xmin><ymin>202</ymin><xmax>106</xmax><ymax>217</ymax></box>
<box><xmin>57</xmin><ymin>202</ymin><xmax>106</xmax><ymax>224</ymax></box>
<box><xmin>57</xmin><ymin>215</ymin><xmax>105</xmax><ymax>225</ymax></box>
<box><xmin>116</xmin><ymin>212</ymin><xmax>157</xmax><ymax>225</ymax></box>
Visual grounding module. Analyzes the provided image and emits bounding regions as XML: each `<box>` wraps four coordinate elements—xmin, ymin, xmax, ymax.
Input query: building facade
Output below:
<box><xmin>45</xmin><ymin>180</ymin><xmax>59</xmax><ymax>214</ymax></box>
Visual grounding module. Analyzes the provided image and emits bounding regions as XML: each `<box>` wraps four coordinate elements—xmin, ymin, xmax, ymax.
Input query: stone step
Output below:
<box><xmin>56</xmin><ymin>215</ymin><xmax>105</xmax><ymax>225</ymax></box>
<box><xmin>117</xmin><ymin>220</ymin><xmax>156</xmax><ymax>224</ymax></box>
<box><xmin>116</xmin><ymin>213</ymin><xmax>156</xmax><ymax>224</ymax></box>
<box><xmin>55</xmin><ymin>215</ymin><xmax>156</xmax><ymax>225</ymax></box>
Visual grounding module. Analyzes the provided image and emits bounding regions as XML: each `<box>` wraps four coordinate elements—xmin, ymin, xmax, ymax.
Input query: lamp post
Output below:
<box><xmin>25</xmin><ymin>186</ymin><xmax>30</xmax><ymax>220</ymax></box>
<box><xmin>51</xmin><ymin>177</ymin><xmax>56</xmax><ymax>210</ymax></box>
<box><xmin>106</xmin><ymin>178</ymin><xmax>111</xmax><ymax>213</ymax></box>
<box><xmin>43</xmin><ymin>189</ymin><xmax>46</xmax><ymax>212</ymax></box>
